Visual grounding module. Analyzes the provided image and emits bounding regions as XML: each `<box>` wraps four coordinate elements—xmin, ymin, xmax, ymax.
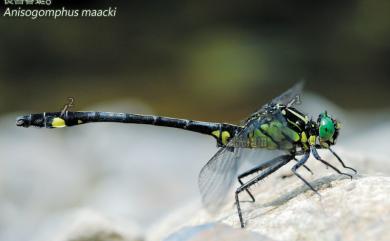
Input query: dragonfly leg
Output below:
<box><xmin>294</xmin><ymin>157</ymin><xmax>313</xmax><ymax>175</ymax></box>
<box><xmin>311</xmin><ymin>146</ymin><xmax>353</xmax><ymax>180</ymax></box>
<box><xmin>291</xmin><ymin>152</ymin><xmax>320</xmax><ymax>196</ymax></box>
<box><xmin>237</xmin><ymin>159</ymin><xmax>280</xmax><ymax>202</ymax></box>
<box><xmin>235</xmin><ymin>154</ymin><xmax>292</xmax><ymax>228</ymax></box>
<box><xmin>282</xmin><ymin>158</ymin><xmax>313</xmax><ymax>179</ymax></box>
<box><xmin>237</xmin><ymin>176</ymin><xmax>255</xmax><ymax>202</ymax></box>
<box><xmin>328</xmin><ymin>147</ymin><xmax>357</xmax><ymax>174</ymax></box>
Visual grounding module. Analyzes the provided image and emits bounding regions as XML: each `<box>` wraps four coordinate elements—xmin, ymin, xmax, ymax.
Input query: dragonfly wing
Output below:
<box><xmin>270</xmin><ymin>81</ymin><xmax>304</xmax><ymax>106</ymax></box>
<box><xmin>198</xmin><ymin>109</ymin><xmax>292</xmax><ymax>213</ymax></box>
<box><xmin>252</xmin><ymin>82</ymin><xmax>304</xmax><ymax>118</ymax></box>
<box><xmin>198</xmin><ymin>83</ymin><xmax>304</xmax><ymax>213</ymax></box>
<box><xmin>198</xmin><ymin>145</ymin><xmax>241</xmax><ymax>213</ymax></box>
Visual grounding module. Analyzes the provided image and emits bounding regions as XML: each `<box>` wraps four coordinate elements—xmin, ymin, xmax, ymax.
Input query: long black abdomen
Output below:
<box><xmin>19</xmin><ymin>111</ymin><xmax>240</xmax><ymax>143</ymax></box>
<box><xmin>64</xmin><ymin>112</ymin><xmax>231</xmax><ymax>135</ymax></box>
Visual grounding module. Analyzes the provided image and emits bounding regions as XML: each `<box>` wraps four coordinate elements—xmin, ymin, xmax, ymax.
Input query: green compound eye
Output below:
<box><xmin>319</xmin><ymin>115</ymin><xmax>335</xmax><ymax>141</ymax></box>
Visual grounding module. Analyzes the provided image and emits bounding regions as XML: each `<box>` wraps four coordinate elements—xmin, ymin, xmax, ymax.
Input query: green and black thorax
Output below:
<box><xmin>231</xmin><ymin>103</ymin><xmax>341</xmax><ymax>152</ymax></box>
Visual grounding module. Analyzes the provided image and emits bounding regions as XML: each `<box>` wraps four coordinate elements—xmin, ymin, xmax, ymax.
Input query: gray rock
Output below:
<box><xmin>46</xmin><ymin>209</ymin><xmax>142</xmax><ymax>241</ymax></box>
<box><xmin>163</xmin><ymin>223</ymin><xmax>273</xmax><ymax>241</ymax></box>
<box><xmin>240</xmin><ymin>175</ymin><xmax>390</xmax><ymax>241</ymax></box>
<box><xmin>148</xmin><ymin>175</ymin><xmax>390</xmax><ymax>241</ymax></box>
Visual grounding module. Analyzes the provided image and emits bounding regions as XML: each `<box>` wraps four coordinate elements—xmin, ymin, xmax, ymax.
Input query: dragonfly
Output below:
<box><xmin>15</xmin><ymin>83</ymin><xmax>357</xmax><ymax>228</ymax></box>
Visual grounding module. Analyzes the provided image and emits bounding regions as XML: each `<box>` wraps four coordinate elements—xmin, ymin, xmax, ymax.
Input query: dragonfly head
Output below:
<box><xmin>16</xmin><ymin>113</ymin><xmax>66</xmax><ymax>128</ymax></box>
<box><xmin>317</xmin><ymin>111</ymin><xmax>340</xmax><ymax>147</ymax></box>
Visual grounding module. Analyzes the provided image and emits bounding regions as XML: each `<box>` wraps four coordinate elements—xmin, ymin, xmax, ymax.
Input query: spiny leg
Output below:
<box><xmin>291</xmin><ymin>152</ymin><xmax>320</xmax><ymax>196</ymax></box>
<box><xmin>329</xmin><ymin>147</ymin><xmax>357</xmax><ymax>174</ymax></box>
<box><xmin>294</xmin><ymin>157</ymin><xmax>313</xmax><ymax>175</ymax></box>
<box><xmin>281</xmin><ymin>157</ymin><xmax>313</xmax><ymax>179</ymax></box>
<box><xmin>311</xmin><ymin>146</ymin><xmax>353</xmax><ymax>179</ymax></box>
<box><xmin>238</xmin><ymin>174</ymin><xmax>256</xmax><ymax>202</ymax></box>
<box><xmin>237</xmin><ymin>157</ymin><xmax>285</xmax><ymax>202</ymax></box>
<box><xmin>236</xmin><ymin>154</ymin><xmax>292</xmax><ymax>228</ymax></box>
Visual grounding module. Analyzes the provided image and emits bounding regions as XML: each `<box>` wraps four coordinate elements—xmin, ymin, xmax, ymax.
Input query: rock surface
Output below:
<box><xmin>48</xmin><ymin>209</ymin><xmax>142</xmax><ymax>241</ymax></box>
<box><xmin>148</xmin><ymin>174</ymin><xmax>390</xmax><ymax>241</ymax></box>
<box><xmin>163</xmin><ymin>223</ymin><xmax>271</xmax><ymax>241</ymax></box>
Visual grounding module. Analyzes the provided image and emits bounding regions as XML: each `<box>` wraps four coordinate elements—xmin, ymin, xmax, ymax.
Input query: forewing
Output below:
<box><xmin>253</xmin><ymin>82</ymin><xmax>304</xmax><ymax>116</ymax></box>
<box><xmin>271</xmin><ymin>81</ymin><xmax>304</xmax><ymax>106</ymax></box>
<box><xmin>198</xmin><ymin>145</ymin><xmax>241</xmax><ymax>213</ymax></box>
<box><xmin>198</xmin><ymin>84</ymin><xmax>304</xmax><ymax>213</ymax></box>
<box><xmin>198</xmin><ymin>109</ymin><xmax>290</xmax><ymax>213</ymax></box>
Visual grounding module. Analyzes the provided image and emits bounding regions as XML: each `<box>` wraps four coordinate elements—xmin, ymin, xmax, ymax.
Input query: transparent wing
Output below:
<box><xmin>198</xmin><ymin>142</ymin><xmax>286</xmax><ymax>214</ymax></box>
<box><xmin>198</xmin><ymin>83</ymin><xmax>304</xmax><ymax>213</ymax></box>
<box><xmin>271</xmin><ymin>81</ymin><xmax>304</xmax><ymax>106</ymax></box>
<box><xmin>254</xmin><ymin>81</ymin><xmax>304</xmax><ymax>115</ymax></box>
<box><xmin>198</xmin><ymin>145</ymin><xmax>241</xmax><ymax>213</ymax></box>
<box><xmin>198</xmin><ymin>109</ymin><xmax>291</xmax><ymax>213</ymax></box>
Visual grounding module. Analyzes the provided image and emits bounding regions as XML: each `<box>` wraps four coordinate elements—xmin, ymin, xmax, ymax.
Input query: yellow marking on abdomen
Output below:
<box><xmin>211</xmin><ymin>130</ymin><xmax>231</xmax><ymax>145</ymax></box>
<box><xmin>221</xmin><ymin>131</ymin><xmax>231</xmax><ymax>145</ymax></box>
<box><xmin>52</xmin><ymin>117</ymin><xmax>66</xmax><ymax>128</ymax></box>
<box><xmin>212</xmin><ymin>130</ymin><xmax>220</xmax><ymax>138</ymax></box>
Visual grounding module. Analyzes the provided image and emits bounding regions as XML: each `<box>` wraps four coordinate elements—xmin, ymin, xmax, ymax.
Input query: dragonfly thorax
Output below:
<box><xmin>240</xmin><ymin>105</ymin><xmax>340</xmax><ymax>152</ymax></box>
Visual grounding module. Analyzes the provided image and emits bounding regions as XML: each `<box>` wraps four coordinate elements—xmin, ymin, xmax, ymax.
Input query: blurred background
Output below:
<box><xmin>1</xmin><ymin>1</ymin><xmax>390</xmax><ymax>241</ymax></box>
<box><xmin>1</xmin><ymin>0</ymin><xmax>390</xmax><ymax>120</ymax></box>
